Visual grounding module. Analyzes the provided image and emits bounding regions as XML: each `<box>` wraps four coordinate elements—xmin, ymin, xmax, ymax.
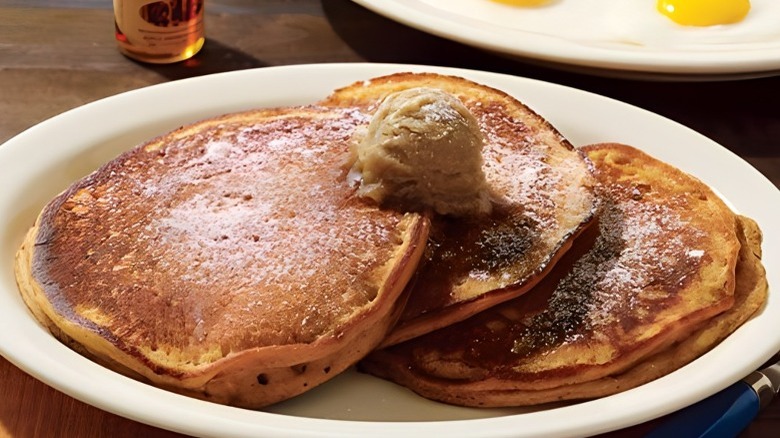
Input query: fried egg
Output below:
<box><xmin>424</xmin><ymin>0</ymin><xmax>780</xmax><ymax>51</ymax></box>
<box><xmin>491</xmin><ymin>0</ymin><xmax>752</xmax><ymax>26</ymax></box>
<box><xmin>657</xmin><ymin>0</ymin><xmax>751</xmax><ymax>26</ymax></box>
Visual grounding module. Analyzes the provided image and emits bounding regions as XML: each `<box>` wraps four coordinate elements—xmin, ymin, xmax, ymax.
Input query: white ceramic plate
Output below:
<box><xmin>350</xmin><ymin>0</ymin><xmax>780</xmax><ymax>79</ymax></box>
<box><xmin>0</xmin><ymin>63</ymin><xmax>778</xmax><ymax>437</ymax></box>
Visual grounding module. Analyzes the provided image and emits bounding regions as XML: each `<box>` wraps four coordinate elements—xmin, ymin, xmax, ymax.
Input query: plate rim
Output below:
<box><xmin>0</xmin><ymin>62</ymin><xmax>778</xmax><ymax>437</ymax></box>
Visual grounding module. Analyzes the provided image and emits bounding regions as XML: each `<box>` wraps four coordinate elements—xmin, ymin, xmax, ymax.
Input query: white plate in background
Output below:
<box><xmin>350</xmin><ymin>0</ymin><xmax>780</xmax><ymax>79</ymax></box>
<box><xmin>0</xmin><ymin>63</ymin><xmax>778</xmax><ymax>437</ymax></box>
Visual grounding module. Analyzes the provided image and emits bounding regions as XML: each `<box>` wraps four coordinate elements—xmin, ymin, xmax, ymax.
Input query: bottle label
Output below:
<box><xmin>114</xmin><ymin>0</ymin><xmax>204</xmax><ymax>54</ymax></box>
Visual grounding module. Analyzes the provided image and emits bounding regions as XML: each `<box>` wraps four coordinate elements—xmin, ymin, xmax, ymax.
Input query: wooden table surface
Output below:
<box><xmin>1</xmin><ymin>1</ymin><xmax>779</xmax><ymax>436</ymax></box>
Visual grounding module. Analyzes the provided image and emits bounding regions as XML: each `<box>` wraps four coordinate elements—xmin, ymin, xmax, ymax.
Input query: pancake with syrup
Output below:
<box><xmin>14</xmin><ymin>105</ymin><xmax>429</xmax><ymax>408</ymax></box>
<box><xmin>321</xmin><ymin>73</ymin><xmax>598</xmax><ymax>346</ymax></box>
<box><xmin>360</xmin><ymin>143</ymin><xmax>767</xmax><ymax>407</ymax></box>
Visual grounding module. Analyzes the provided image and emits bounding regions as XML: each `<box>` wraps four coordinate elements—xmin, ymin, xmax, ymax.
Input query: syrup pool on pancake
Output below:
<box><xmin>435</xmin><ymin>0</ymin><xmax>780</xmax><ymax>51</ymax></box>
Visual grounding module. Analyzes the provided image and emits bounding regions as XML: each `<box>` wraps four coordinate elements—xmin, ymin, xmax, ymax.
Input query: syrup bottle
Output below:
<box><xmin>114</xmin><ymin>0</ymin><xmax>205</xmax><ymax>64</ymax></box>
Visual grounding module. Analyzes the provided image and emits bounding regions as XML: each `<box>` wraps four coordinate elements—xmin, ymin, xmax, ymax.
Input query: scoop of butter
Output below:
<box><xmin>349</xmin><ymin>87</ymin><xmax>492</xmax><ymax>216</ymax></box>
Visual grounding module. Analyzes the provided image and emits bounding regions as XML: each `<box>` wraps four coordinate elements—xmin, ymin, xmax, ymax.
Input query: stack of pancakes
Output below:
<box><xmin>14</xmin><ymin>73</ymin><xmax>767</xmax><ymax>409</ymax></box>
<box><xmin>360</xmin><ymin>142</ymin><xmax>767</xmax><ymax>407</ymax></box>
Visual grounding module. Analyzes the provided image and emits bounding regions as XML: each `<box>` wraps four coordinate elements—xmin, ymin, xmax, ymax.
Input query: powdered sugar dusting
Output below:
<box><xmin>488</xmin><ymin>182</ymin><xmax>714</xmax><ymax>365</ymax></box>
<box><xmin>476</xmin><ymin>106</ymin><xmax>593</xmax><ymax>247</ymax></box>
<box><xmin>531</xmin><ymin>191</ymin><xmax>708</xmax><ymax>347</ymax></box>
<box><xmin>200</xmin><ymin>140</ymin><xmax>236</xmax><ymax>162</ymax></box>
<box><xmin>586</xmin><ymin>198</ymin><xmax>705</xmax><ymax>328</ymax></box>
<box><xmin>85</xmin><ymin>108</ymin><xmax>407</xmax><ymax>351</ymax></box>
<box><xmin>420</xmin><ymin>99</ymin><xmax>463</xmax><ymax>125</ymax></box>
<box><xmin>451</xmin><ymin>103</ymin><xmax>594</xmax><ymax>288</ymax></box>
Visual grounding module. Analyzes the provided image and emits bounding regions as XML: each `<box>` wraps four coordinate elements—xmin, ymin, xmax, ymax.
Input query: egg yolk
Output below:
<box><xmin>491</xmin><ymin>0</ymin><xmax>552</xmax><ymax>6</ymax></box>
<box><xmin>657</xmin><ymin>0</ymin><xmax>750</xmax><ymax>26</ymax></box>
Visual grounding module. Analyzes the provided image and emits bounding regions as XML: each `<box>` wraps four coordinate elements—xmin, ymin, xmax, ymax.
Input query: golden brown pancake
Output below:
<box><xmin>15</xmin><ymin>105</ymin><xmax>429</xmax><ymax>408</ymax></box>
<box><xmin>322</xmin><ymin>73</ymin><xmax>598</xmax><ymax>346</ymax></box>
<box><xmin>360</xmin><ymin>143</ymin><xmax>764</xmax><ymax>407</ymax></box>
